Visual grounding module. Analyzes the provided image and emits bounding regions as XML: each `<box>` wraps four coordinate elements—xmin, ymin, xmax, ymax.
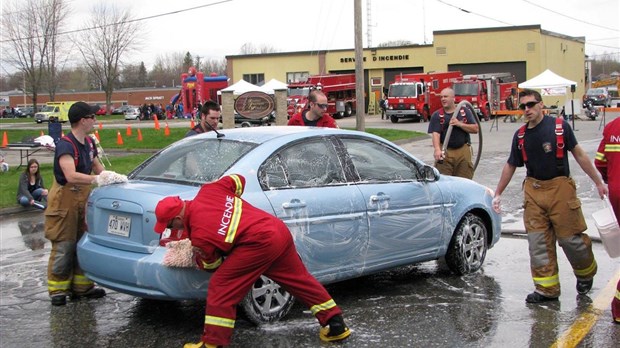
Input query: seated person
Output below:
<box><xmin>17</xmin><ymin>159</ymin><xmax>48</xmax><ymax>210</ymax></box>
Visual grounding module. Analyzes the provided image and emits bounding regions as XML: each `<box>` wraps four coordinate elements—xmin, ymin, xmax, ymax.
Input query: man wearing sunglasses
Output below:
<box><xmin>45</xmin><ymin>101</ymin><xmax>107</xmax><ymax>306</ymax></box>
<box><xmin>492</xmin><ymin>89</ymin><xmax>607</xmax><ymax>304</ymax></box>
<box><xmin>287</xmin><ymin>90</ymin><xmax>338</xmax><ymax>128</ymax></box>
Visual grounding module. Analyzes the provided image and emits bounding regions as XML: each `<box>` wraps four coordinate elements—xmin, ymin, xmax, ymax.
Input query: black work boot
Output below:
<box><xmin>576</xmin><ymin>279</ymin><xmax>593</xmax><ymax>295</ymax></box>
<box><xmin>525</xmin><ymin>292</ymin><xmax>559</xmax><ymax>304</ymax></box>
<box><xmin>71</xmin><ymin>286</ymin><xmax>106</xmax><ymax>300</ymax></box>
<box><xmin>319</xmin><ymin>315</ymin><xmax>351</xmax><ymax>342</ymax></box>
<box><xmin>51</xmin><ymin>294</ymin><xmax>67</xmax><ymax>306</ymax></box>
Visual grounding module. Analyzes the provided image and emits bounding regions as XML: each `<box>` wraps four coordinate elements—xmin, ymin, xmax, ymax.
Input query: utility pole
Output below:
<box><xmin>354</xmin><ymin>0</ymin><xmax>365</xmax><ymax>131</ymax></box>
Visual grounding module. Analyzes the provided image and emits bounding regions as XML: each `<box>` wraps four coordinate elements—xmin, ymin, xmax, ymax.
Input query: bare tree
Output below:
<box><xmin>377</xmin><ymin>40</ymin><xmax>413</xmax><ymax>47</ymax></box>
<box><xmin>150</xmin><ymin>52</ymin><xmax>184</xmax><ymax>88</ymax></box>
<box><xmin>1</xmin><ymin>0</ymin><xmax>68</xmax><ymax>109</ymax></box>
<box><xmin>42</xmin><ymin>0</ymin><xmax>70</xmax><ymax>102</ymax></box>
<box><xmin>239</xmin><ymin>43</ymin><xmax>278</xmax><ymax>55</ymax></box>
<box><xmin>75</xmin><ymin>3</ymin><xmax>139</xmax><ymax>114</ymax></box>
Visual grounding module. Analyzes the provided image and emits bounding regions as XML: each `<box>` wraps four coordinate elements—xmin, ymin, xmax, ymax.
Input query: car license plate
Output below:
<box><xmin>108</xmin><ymin>215</ymin><xmax>131</xmax><ymax>237</ymax></box>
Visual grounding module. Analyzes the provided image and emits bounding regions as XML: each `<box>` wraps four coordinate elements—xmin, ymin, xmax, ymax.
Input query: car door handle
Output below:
<box><xmin>282</xmin><ymin>199</ymin><xmax>307</xmax><ymax>209</ymax></box>
<box><xmin>370</xmin><ymin>194</ymin><xmax>391</xmax><ymax>202</ymax></box>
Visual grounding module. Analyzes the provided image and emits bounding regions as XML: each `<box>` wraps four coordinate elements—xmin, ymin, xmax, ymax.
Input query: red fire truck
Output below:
<box><xmin>386</xmin><ymin>71</ymin><xmax>462</xmax><ymax>123</ymax></box>
<box><xmin>287</xmin><ymin>73</ymin><xmax>356</xmax><ymax>119</ymax></box>
<box><xmin>452</xmin><ymin>72</ymin><xmax>517</xmax><ymax>120</ymax></box>
<box><xmin>177</xmin><ymin>67</ymin><xmax>228</xmax><ymax>117</ymax></box>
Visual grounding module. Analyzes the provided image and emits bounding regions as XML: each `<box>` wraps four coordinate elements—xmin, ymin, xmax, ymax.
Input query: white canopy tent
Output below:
<box><xmin>519</xmin><ymin>69</ymin><xmax>580</xmax><ymax>113</ymax></box>
<box><xmin>518</xmin><ymin>69</ymin><xmax>577</xmax><ymax>90</ymax></box>
<box><xmin>220</xmin><ymin>79</ymin><xmax>263</xmax><ymax>95</ymax></box>
<box><xmin>260</xmin><ymin>78</ymin><xmax>288</xmax><ymax>94</ymax></box>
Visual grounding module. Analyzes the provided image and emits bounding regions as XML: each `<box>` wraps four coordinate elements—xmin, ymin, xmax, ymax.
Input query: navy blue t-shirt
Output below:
<box><xmin>53</xmin><ymin>133</ymin><xmax>98</xmax><ymax>185</ymax></box>
<box><xmin>427</xmin><ymin>108</ymin><xmax>476</xmax><ymax>148</ymax></box>
<box><xmin>507</xmin><ymin>116</ymin><xmax>577</xmax><ymax>180</ymax></box>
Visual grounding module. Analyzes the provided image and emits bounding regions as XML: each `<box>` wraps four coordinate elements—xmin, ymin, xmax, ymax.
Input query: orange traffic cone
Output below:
<box><xmin>154</xmin><ymin>116</ymin><xmax>160</xmax><ymax>130</ymax></box>
<box><xmin>40</xmin><ymin>130</ymin><xmax>45</xmax><ymax>136</ymax></box>
<box><xmin>164</xmin><ymin>123</ymin><xmax>170</xmax><ymax>136</ymax></box>
<box><xmin>116</xmin><ymin>131</ymin><xmax>124</xmax><ymax>145</ymax></box>
<box><xmin>137</xmin><ymin>128</ymin><xmax>143</xmax><ymax>141</ymax></box>
<box><xmin>126</xmin><ymin>125</ymin><xmax>132</xmax><ymax>136</ymax></box>
<box><xmin>94</xmin><ymin>130</ymin><xmax>100</xmax><ymax>141</ymax></box>
<box><xmin>98</xmin><ymin>122</ymin><xmax>103</xmax><ymax>130</ymax></box>
<box><xmin>190</xmin><ymin>118</ymin><xmax>195</xmax><ymax>128</ymax></box>
<box><xmin>1</xmin><ymin>131</ymin><xmax>8</xmax><ymax>148</ymax></box>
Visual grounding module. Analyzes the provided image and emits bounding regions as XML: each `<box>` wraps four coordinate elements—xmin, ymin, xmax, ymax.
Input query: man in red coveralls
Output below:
<box><xmin>594</xmin><ymin>116</ymin><xmax>620</xmax><ymax>324</ymax></box>
<box><xmin>154</xmin><ymin>174</ymin><xmax>351</xmax><ymax>347</ymax></box>
<box><xmin>287</xmin><ymin>90</ymin><xmax>339</xmax><ymax>128</ymax></box>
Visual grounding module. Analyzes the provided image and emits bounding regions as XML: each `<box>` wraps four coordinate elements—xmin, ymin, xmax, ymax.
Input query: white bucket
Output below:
<box><xmin>592</xmin><ymin>197</ymin><xmax>620</xmax><ymax>258</ymax></box>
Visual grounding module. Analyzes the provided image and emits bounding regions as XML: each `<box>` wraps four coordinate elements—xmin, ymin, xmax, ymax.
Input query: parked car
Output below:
<box><xmin>19</xmin><ymin>106</ymin><xmax>35</xmax><ymax>118</ymax></box>
<box><xmin>124</xmin><ymin>107</ymin><xmax>141</xmax><ymax>120</ymax></box>
<box><xmin>77</xmin><ymin>127</ymin><xmax>501</xmax><ymax>325</ymax></box>
<box><xmin>234</xmin><ymin>111</ymin><xmax>276</xmax><ymax>127</ymax></box>
<box><xmin>583</xmin><ymin>88</ymin><xmax>611</xmax><ymax>107</ymax></box>
<box><xmin>94</xmin><ymin>104</ymin><xmax>108</xmax><ymax>116</ymax></box>
<box><xmin>113</xmin><ymin>105</ymin><xmax>135</xmax><ymax>115</ymax></box>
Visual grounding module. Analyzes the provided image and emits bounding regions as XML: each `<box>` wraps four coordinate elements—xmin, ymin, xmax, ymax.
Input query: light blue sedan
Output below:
<box><xmin>77</xmin><ymin>126</ymin><xmax>501</xmax><ymax>324</ymax></box>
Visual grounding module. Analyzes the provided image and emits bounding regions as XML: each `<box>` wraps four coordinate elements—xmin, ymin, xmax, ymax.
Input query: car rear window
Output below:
<box><xmin>129</xmin><ymin>138</ymin><xmax>257</xmax><ymax>185</ymax></box>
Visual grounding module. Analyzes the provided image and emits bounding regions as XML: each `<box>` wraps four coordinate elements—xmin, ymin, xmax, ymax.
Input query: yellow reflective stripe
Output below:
<box><xmin>73</xmin><ymin>274</ymin><xmax>94</xmax><ymax>286</ymax></box>
<box><xmin>205</xmin><ymin>315</ymin><xmax>235</xmax><ymax>328</ymax></box>
<box><xmin>201</xmin><ymin>257</ymin><xmax>222</xmax><ymax>270</ymax></box>
<box><xmin>533</xmin><ymin>274</ymin><xmax>560</xmax><ymax>288</ymax></box>
<box><xmin>595</xmin><ymin>152</ymin><xmax>606</xmax><ymax>162</ymax></box>
<box><xmin>604</xmin><ymin>144</ymin><xmax>620</xmax><ymax>152</ymax></box>
<box><xmin>615</xmin><ymin>289</ymin><xmax>620</xmax><ymax>301</ymax></box>
<box><xmin>48</xmin><ymin>279</ymin><xmax>71</xmax><ymax>291</ymax></box>
<box><xmin>224</xmin><ymin>197</ymin><xmax>242</xmax><ymax>243</ymax></box>
<box><xmin>310</xmin><ymin>298</ymin><xmax>337</xmax><ymax>315</ymax></box>
<box><xmin>230</xmin><ymin>174</ymin><xmax>243</xmax><ymax>196</ymax></box>
<box><xmin>574</xmin><ymin>260</ymin><xmax>597</xmax><ymax>277</ymax></box>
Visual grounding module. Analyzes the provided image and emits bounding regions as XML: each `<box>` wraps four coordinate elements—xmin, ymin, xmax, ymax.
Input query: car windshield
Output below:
<box><xmin>41</xmin><ymin>105</ymin><xmax>56</xmax><ymax>112</ymax></box>
<box><xmin>453</xmin><ymin>83</ymin><xmax>479</xmax><ymax>96</ymax></box>
<box><xmin>587</xmin><ymin>88</ymin><xmax>606</xmax><ymax>95</ymax></box>
<box><xmin>129</xmin><ymin>138</ymin><xmax>257</xmax><ymax>185</ymax></box>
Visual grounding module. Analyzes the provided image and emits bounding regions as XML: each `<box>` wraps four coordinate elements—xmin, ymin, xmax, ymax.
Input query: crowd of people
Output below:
<box><xmin>6</xmin><ymin>86</ymin><xmax>619</xmax><ymax>346</ymax></box>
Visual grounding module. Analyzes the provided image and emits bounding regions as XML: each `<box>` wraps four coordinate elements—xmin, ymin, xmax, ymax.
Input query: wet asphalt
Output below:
<box><xmin>1</xmin><ymin>113</ymin><xmax>619</xmax><ymax>347</ymax></box>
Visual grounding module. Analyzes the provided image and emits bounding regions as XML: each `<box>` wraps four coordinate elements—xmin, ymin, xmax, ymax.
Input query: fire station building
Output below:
<box><xmin>226</xmin><ymin>25</ymin><xmax>586</xmax><ymax>111</ymax></box>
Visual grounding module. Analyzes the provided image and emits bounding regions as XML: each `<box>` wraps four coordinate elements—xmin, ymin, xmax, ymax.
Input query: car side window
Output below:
<box><xmin>259</xmin><ymin>138</ymin><xmax>346</xmax><ymax>190</ymax></box>
<box><xmin>341</xmin><ymin>138</ymin><xmax>420</xmax><ymax>182</ymax></box>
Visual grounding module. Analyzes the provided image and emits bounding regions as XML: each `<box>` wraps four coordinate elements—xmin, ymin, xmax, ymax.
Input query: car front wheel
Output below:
<box><xmin>445</xmin><ymin>213</ymin><xmax>487</xmax><ymax>275</ymax></box>
<box><xmin>239</xmin><ymin>275</ymin><xmax>295</xmax><ymax>325</ymax></box>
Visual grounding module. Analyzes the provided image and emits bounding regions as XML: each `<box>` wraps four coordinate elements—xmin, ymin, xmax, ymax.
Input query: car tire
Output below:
<box><xmin>445</xmin><ymin>213</ymin><xmax>487</xmax><ymax>275</ymax></box>
<box><xmin>390</xmin><ymin>115</ymin><xmax>398</xmax><ymax>123</ymax></box>
<box><xmin>239</xmin><ymin>275</ymin><xmax>295</xmax><ymax>325</ymax></box>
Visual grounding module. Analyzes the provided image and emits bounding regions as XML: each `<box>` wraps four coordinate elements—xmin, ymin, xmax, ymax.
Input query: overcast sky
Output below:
<box><xmin>3</xmin><ymin>0</ymin><xmax>620</xmax><ymax>72</ymax></box>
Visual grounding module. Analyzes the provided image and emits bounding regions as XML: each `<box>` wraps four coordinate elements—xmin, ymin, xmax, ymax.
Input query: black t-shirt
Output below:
<box><xmin>53</xmin><ymin>133</ymin><xmax>98</xmax><ymax>185</ymax></box>
<box><xmin>427</xmin><ymin>108</ymin><xmax>476</xmax><ymax>148</ymax></box>
<box><xmin>507</xmin><ymin>116</ymin><xmax>577</xmax><ymax>180</ymax></box>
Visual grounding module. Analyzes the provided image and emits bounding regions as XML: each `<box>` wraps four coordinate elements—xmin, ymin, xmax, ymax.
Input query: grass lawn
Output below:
<box><xmin>0</xmin><ymin>124</ymin><xmax>425</xmax><ymax>209</ymax></box>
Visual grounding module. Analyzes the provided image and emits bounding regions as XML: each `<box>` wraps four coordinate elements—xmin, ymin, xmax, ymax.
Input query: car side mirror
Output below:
<box><xmin>421</xmin><ymin>165</ymin><xmax>439</xmax><ymax>181</ymax></box>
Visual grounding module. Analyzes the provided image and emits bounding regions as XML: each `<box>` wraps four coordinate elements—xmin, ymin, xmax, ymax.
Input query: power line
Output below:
<box><xmin>1</xmin><ymin>0</ymin><xmax>232</xmax><ymax>43</ymax></box>
<box><xmin>520</xmin><ymin>0</ymin><xmax>619</xmax><ymax>33</ymax></box>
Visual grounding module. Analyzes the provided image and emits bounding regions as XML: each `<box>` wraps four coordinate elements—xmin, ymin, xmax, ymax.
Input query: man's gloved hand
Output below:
<box><xmin>192</xmin><ymin>247</ymin><xmax>222</xmax><ymax>272</ymax></box>
<box><xmin>96</xmin><ymin>170</ymin><xmax>128</xmax><ymax>186</ymax></box>
<box><xmin>492</xmin><ymin>195</ymin><xmax>501</xmax><ymax>214</ymax></box>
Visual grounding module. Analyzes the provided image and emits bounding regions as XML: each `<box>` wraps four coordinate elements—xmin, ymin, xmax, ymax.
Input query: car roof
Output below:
<box><xmin>185</xmin><ymin>126</ymin><xmax>376</xmax><ymax>145</ymax></box>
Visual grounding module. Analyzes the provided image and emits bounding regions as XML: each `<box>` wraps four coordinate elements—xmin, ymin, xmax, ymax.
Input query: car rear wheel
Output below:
<box><xmin>239</xmin><ymin>275</ymin><xmax>295</xmax><ymax>325</ymax></box>
<box><xmin>445</xmin><ymin>213</ymin><xmax>487</xmax><ymax>275</ymax></box>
